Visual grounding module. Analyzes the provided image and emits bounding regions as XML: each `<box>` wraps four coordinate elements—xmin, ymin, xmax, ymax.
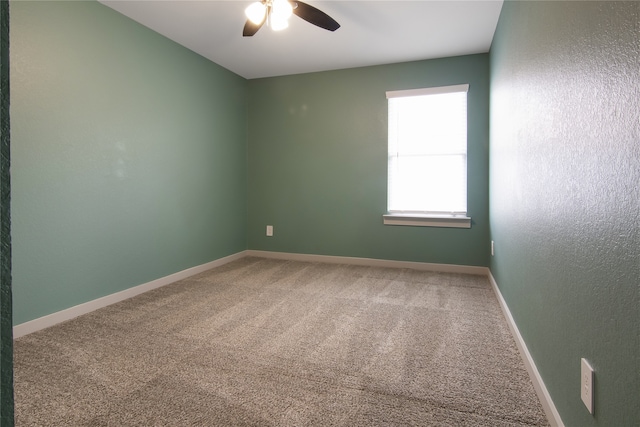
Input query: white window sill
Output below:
<box><xmin>383</xmin><ymin>213</ymin><xmax>471</xmax><ymax>229</ymax></box>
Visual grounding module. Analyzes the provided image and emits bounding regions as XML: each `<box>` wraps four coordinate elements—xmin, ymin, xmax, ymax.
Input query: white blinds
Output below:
<box><xmin>387</xmin><ymin>84</ymin><xmax>468</xmax><ymax>214</ymax></box>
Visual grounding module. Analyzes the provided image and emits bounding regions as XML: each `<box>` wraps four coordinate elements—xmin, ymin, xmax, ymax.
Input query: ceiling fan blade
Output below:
<box><xmin>243</xmin><ymin>19</ymin><xmax>264</xmax><ymax>37</ymax></box>
<box><xmin>292</xmin><ymin>1</ymin><xmax>340</xmax><ymax>32</ymax></box>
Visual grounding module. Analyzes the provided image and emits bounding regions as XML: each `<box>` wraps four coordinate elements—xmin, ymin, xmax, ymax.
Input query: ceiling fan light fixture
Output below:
<box><xmin>245</xmin><ymin>2</ymin><xmax>267</xmax><ymax>25</ymax></box>
<box><xmin>270</xmin><ymin>16</ymin><xmax>289</xmax><ymax>31</ymax></box>
<box><xmin>243</xmin><ymin>0</ymin><xmax>340</xmax><ymax>37</ymax></box>
<box><xmin>271</xmin><ymin>0</ymin><xmax>293</xmax><ymax>21</ymax></box>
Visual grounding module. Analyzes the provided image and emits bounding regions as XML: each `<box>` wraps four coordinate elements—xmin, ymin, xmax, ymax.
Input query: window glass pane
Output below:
<box><xmin>391</xmin><ymin>93</ymin><xmax>467</xmax><ymax>156</ymax></box>
<box><xmin>387</xmin><ymin>86</ymin><xmax>468</xmax><ymax>215</ymax></box>
<box><xmin>390</xmin><ymin>155</ymin><xmax>466</xmax><ymax>212</ymax></box>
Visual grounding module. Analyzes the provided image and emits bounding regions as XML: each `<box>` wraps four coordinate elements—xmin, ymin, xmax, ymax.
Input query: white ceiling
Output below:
<box><xmin>99</xmin><ymin>0</ymin><xmax>504</xmax><ymax>79</ymax></box>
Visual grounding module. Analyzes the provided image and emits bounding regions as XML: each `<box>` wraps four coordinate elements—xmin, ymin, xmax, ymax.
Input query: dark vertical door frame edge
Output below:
<box><xmin>0</xmin><ymin>0</ymin><xmax>13</xmax><ymax>425</ymax></box>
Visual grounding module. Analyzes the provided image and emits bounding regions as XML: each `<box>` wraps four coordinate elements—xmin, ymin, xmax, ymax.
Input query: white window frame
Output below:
<box><xmin>383</xmin><ymin>84</ymin><xmax>471</xmax><ymax>229</ymax></box>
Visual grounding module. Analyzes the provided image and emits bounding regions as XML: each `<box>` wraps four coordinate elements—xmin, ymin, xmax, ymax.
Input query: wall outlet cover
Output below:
<box><xmin>581</xmin><ymin>358</ymin><xmax>594</xmax><ymax>414</ymax></box>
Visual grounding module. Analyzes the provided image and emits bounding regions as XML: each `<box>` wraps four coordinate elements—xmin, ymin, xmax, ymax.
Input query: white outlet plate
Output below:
<box><xmin>581</xmin><ymin>358</ymin><xmax>594</xmax><ymax>414</ymax></box>
<box><xmin>491</xmin><ymin>240</ymin><xmax>494</xmax><ymax>256</ymax></box>
<box><xmin>266</xmin><ymin>225</ymin><xmax>273</xmax><ymax>237</ymax></box>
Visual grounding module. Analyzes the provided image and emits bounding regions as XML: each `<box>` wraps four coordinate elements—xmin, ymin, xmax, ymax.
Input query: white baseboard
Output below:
<box><xmin>487</xmin><ymin>271</ymin><xmax>564</xmax><ymax>427</ymax></box>
<box><xmin>13</xmin><ymin>251</ymin><xmax>247</xmax><ymax>339</ymax></box>
<box><xmin>246</xmin><ymin>250</ymin><xmax>489</xmax><ymax>276</ymax></box>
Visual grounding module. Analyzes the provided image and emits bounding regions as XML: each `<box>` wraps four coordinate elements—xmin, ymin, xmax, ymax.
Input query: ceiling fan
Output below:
<box><xmin>243</xmin><ymin>0</ymin><xmax>340</xmax><ymax>37</ymax></box>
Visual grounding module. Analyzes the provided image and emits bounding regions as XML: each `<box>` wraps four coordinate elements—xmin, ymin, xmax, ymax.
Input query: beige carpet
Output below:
<box><xmin>14</xmin><ymin>257</ymin><xmax>549</xmax><ymax>426</ymax></box>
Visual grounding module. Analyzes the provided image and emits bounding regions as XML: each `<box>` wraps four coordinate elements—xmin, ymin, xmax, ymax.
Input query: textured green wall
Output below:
<box><xmin>11</xmin><ymin>1</ymin><xmax>247</xmax><ymax>325</ymax></box>
<box><xmin>490</xmin><ymin>2</ymin><xmax>639</xmax><ymax>426</ymax></box>
<box><xmin>248</xmin><ymin>55</ymin><xmax>490</xmax><ymax>266</ymax></box>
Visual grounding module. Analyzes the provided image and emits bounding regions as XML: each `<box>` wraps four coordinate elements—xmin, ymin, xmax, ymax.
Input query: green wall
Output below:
<box><xmin>248</xmin><ymin>55</ymin><xmax>490</xmax><ymax>266</ymax></box>
<box><xmin>489</xmin><ymin>2</ymin><xmax>639</xmax><ymax>426</ymax></box>
<box><xmin>10</xmin><ymin>1</ymin><xmax>248</xmax><ymax>325</ymax></box>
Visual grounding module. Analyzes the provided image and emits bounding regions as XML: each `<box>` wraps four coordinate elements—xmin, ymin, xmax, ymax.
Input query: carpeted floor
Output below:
<box><xmin>14</xmin><ymin>257</ymin><xmax>549</xmax><ymax>426</ymax></box>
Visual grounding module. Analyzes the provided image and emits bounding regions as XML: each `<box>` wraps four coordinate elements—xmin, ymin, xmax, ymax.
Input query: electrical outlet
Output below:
<box><xmin>266</xmin><ymin>225</ymin><xmax>273</xmax><ymax>237</ymax></box>
<box><xmin>581</xmin><ymin>358</ymin><xmax>594</xmax><ymax>414</ymax></box>
<box><xmin>491</xmin><ymin>240</ymin><xmax>494</xmax><ymax>256</ymax></box>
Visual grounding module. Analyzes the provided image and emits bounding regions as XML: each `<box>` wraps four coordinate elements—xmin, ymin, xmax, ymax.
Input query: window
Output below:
<box><xmin>383</xmin><ymin>84</ymin><xmax>471</xmax><ymax>228</ymax></box>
